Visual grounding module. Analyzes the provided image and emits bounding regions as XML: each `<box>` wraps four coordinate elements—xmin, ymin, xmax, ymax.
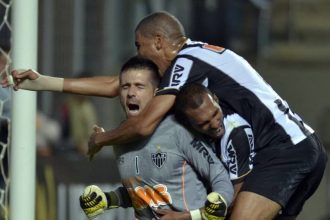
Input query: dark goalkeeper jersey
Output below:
<box><xmin>157</xmin><ymin>39</ymin><xmax>314</xmax><ymax>151</ymax></box>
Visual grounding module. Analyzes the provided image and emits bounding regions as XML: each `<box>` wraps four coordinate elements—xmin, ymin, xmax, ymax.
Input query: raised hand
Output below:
<box><xmin>88</xmin><ymin>125</ymin><xmax>105</xmax><ymax>160</ymax></box>
<box><xmin>202</xmin><ymin>192</ymin><xmax>227</xmax><ymax>220</ymax></box>
<box><xmin>79</xmin><ymin>185</ymin><xmax>109</xmax><ymax>219</ymax></box>
<box><xmin>9</xmin><ymin>69</ymin><xmax>40</xmax><ymax>90</ymax></box>
<box><xmin>2</xmin><ymin>69</ymin><xmax>64</xmax><ymax>92</ymax></box>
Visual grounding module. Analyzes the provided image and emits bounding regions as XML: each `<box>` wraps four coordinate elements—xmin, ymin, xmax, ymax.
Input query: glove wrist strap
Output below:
<box><xmin>190</xmin><ymin>209</ymin><xmax>202</xmax><ymax>220</ymax></box>
<box><xmin>105</xmin><ymin>191</ymin><xmax>119</xmax><ymax>209</ymax></box>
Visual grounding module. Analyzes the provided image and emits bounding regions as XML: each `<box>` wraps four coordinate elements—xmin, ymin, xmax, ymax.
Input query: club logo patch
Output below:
<box><xmin>151</xmin><ymin>151</ymin><xmax>167</xmax><ymax>168</ymax></box>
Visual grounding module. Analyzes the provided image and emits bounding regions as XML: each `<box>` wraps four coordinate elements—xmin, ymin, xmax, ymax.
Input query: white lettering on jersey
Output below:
<box><xmin>226</xmin><ymin>140</ymin><xmax>238</xmax><ymax>178</ymax></box>
<box><xmin>170</xmin><ymin>58</ymin><xmax>192</xmax><ymax>88</ymax></box>
<box><xmin>244</xmin><ymin>128</ymin><xmax>256</xmax><ymax>169</ymax></box>
<box><xmin>221</xmin><ymin>113</ymin><xmax>252</xmax><ymax>180</ymax></box>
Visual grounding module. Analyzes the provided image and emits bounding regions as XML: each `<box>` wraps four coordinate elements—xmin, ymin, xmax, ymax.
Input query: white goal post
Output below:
<box><xmin>9</xmin><ymin>0</ymin><xmax>38</xmax><ymax>220</ymax></box>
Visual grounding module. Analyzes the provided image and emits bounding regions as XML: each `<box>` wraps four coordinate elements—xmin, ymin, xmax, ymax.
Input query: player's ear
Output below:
<box><xmin>154</xmin><ymin>34</ymin><xmax>162</xmax><ymax>50</ymax></box>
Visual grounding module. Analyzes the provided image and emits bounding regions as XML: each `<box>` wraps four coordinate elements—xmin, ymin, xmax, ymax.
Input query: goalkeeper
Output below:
<box><xmin>79</xmin><ymin>56</ymin><xmax>232</xmax><ymax>219</ymax></box>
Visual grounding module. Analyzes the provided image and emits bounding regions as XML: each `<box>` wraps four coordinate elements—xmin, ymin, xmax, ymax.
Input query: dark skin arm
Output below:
<box><xmin>153</xmin><ymin>182</ymin><xmax>244</xmax><ymax>220</ymax></box>
<box><xmin>154</xmin><ymin>209</ymin><xmax>193</xmax><ymax>220</ymax></box>
<box><xmin>88</xmin><ymin>94</ymin><xmax>176</xmax><ymax>158</ymax></box>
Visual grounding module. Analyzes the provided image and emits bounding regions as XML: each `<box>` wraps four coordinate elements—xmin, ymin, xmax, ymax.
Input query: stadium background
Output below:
<box><xmin>1</xmin><ymin>0</ymin><xmax>330</xmax><ymax>219</ymax></box>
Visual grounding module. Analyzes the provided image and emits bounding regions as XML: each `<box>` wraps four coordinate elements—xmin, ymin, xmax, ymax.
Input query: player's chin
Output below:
<box><xmin>212</xmin><ymin>129</ymin><xmax>224</xmax><ymax>138</ymax></box>
<box><xmin>127</xmin><ymin>110</ymin><xmax>141</xmax><ymax>118</ymax></box>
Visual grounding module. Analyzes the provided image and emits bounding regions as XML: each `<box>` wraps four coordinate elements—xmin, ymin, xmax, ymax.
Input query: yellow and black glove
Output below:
<box><xmin>202</xmin><ymin>192</ymin><xmax>227</xmax><ymax>220</ymax></box>
<box><xmin>79</xmin><ymin>185</ymin><xmax>119</xmax><ymax>219</ymax></box>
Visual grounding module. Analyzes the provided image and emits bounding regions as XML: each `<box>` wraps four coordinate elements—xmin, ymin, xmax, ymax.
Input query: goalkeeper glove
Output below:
<box><xmin>79</xmin><ymin>185</ymin><xmax>119</xmax><ymax>219</ymax></box>
<box><xmin>202</xmin><ymin>192</ymin><xmax>228</xmax><ymax>220</ymax></box>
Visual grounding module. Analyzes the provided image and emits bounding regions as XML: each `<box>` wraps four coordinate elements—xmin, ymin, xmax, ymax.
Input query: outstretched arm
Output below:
<box><xmin>2</xmin><ymin>69</ymin><xmax>119</xmax><ymax>97</ymax></box>
<box><xmin>88</xmin><ymin>94</ymin><xmax>176</xmax><ymax>158</ymax></box>
<box><xmin>63</xmin><ymin>75</ymin><xmax>119</xmax><ymax>97</ymax></box>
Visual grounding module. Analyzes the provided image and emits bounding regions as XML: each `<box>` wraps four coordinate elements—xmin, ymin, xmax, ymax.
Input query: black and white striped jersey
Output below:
<box><xmin>219</xmin><ymin>113</ymin><xmax>255</xmax><ymax>183</ymax></box>
<box><xmin>157</xmin><ymin>39</ymin><xmax>314</xmax><ymax>151</ymax></box>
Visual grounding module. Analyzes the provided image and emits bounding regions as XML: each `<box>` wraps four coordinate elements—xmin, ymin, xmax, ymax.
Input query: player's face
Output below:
<box><xmin>120</xmin><ymin>69</ymin><xmax>156</xmax><ymax>118</ymax></box>
<box><xmin>185</xmin><ymin>93</ymin><xmax>225</xmax><ymax>138</ymax></box>
<box><xmin>135</xmin><ymin>31</ymin><xmax>168</xmax><ymax>75</ymax></box>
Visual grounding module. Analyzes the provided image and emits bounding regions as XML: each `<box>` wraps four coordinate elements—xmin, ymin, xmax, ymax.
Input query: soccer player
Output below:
<box><xmin>3</xmin><ymin>11</ymin><xmax>327</xmax><ymax>219</ymax></box>
<box><xmin>174</xmin><ymin>84</ymin><xmax>256</xmax><ymax>210</ymax></box>
<box><xmin>173</xmin><ymin>83</ymin><xmax>327</xmax><ymax>219</ymax></box>
<box><xmin>79</xmin><ymin>56</ymin><xmax>233</xmax><ymax>220</ymax></box>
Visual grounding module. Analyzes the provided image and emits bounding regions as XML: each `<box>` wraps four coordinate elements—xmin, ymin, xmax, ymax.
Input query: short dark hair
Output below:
<box><xmin>120</xmin><ymin>56</ymin><xmax>160</xmax><ymax>87</ymax></box>
<box><xmin>174</xmin><ymin>83</ymin><xmax>212</xmax><ymax>127</ymax></box>
<box><xmin>135</xmin><ymin>11</ymin><xmax>185</xmax><ymax>44</ymax></box>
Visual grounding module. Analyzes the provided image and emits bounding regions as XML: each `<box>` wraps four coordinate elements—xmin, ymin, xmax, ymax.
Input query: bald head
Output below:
<box><xmin>135</xmin><ymin>11</ymin><xmax>186</xmax><ymax>44</ymax></box>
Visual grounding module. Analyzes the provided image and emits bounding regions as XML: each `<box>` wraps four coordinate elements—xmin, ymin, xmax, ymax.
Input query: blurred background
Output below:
<box><xmin>0</xmin><ymin>0</ymin><xmax>330</xmax><ymax>219</ymax></box>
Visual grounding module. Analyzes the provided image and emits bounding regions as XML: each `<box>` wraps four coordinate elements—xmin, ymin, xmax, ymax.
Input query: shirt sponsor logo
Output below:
<box><xmin>226</xmin><ymin>140</ymin><xmax>238</xmax><ymax>176</ymax></box>
<box><xmin>170</xmin><ymin>64</ymin><xmax>184</xmax><ymax>86</ymax></box>
<box><xmin>245</xmin><ymin>128</ymin><xmax>256</xmax><ymax>169</ymax></box>
<box><xmin>191</xmin><ymin>139</ymin><xmax>214</xmax><ymax>164</ymax></box>
<box><xmin>125</xmin><ymin>182</ymin><xmax>173</xmax><ymax>210</ymax></box>
<box><xmin>169</xmin><ymin>58</ymin><xmax>192</xmax><ymax>88</ymax></box>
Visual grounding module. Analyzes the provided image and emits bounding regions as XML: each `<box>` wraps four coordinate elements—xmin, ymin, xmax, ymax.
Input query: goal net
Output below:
<box><xmin>0</xmin><ymin>0</ymin><xmax>11</xmax><ymax>219</ymax></box>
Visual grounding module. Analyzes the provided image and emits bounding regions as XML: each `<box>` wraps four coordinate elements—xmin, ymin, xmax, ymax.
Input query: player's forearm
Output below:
<box><xmin>95</xmin><ymin>96</ymin><xmax>174</xmax><ymax>146</ymax></box>
<box><xmin>63</xmin><ymin>75</ymin><xmax>119</xmax><ymax>97</ymax></box>
<box><xmin>19</xmin><ymin>74</ymin><xmax>64</xmax><ymax>91</ymax></box>
<box><xmin>95</xmin><ymin>117</ymin><xmax>156</xmax><ymax>146</ymax></box>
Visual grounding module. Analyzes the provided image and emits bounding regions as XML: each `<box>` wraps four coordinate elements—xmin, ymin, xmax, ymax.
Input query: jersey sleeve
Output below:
<box><xmin>176</xmin><ymin>127</ymin><xmax>234</xmax><ymax>206</ymax></box>
<box><xmin>113</xmin><ymin>186</ymin><xmax>132</xmax><ymax>208</ymax></box>
<box><xmin>224</xmin><ymin>126</ymin><xmax>255</xmax><ymax>183</ymax></box>
<box><xmin>156</xmin><ymin>56</ymin><xmax>206</xmax><ymax>96</ymax></box>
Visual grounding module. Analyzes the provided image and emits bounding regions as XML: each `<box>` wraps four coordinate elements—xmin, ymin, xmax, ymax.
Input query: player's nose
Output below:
<box><xmin>127</xmin><ymin>87</ymin><xmax>137</xmax><ymax>97</ymax></box>
<box><xmin>210</xmin><ymin>118</ymin><xmax>220</xmax><ymax>130</ymax></box>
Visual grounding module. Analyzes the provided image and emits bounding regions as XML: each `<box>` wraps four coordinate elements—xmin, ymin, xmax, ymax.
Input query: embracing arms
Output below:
<box><xmin>88</xmin><ymin>94</ymin><xmax>176</xmax><ymax>158</ymax></box>
<box><xmin>2</xmin><ymin>69</ymin><xmax>120</xmax><ymax>97</ymax></box>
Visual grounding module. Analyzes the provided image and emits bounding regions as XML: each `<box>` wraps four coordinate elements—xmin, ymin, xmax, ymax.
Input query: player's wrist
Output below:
<box><xmin>94</xmin><ymin>132</ymin><xmax>106</xmax><ymax>148</ymax></box>
<box><xmin>38</xmin><ymin>75</ymin><xmax>64</xmax><ymax>92</ymax></box>
<box><xmin>105</xmin><ymin>191</ymin><xmax>119</xmax><ymax>209</ymax></box>
<box><xmin>190</xmin><ymin>209</ymin><xmax>202</xmax><ymax>220</ymax></box>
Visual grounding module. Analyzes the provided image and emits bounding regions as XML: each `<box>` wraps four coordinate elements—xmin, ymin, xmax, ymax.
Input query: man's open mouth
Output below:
<box><xmin>128</xmin><ymin>103</ymin><xmax>140</xmax><ymax>113</ymax></box>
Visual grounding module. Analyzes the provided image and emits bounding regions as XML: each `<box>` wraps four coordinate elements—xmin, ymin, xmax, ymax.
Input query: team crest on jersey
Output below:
<box><xmin>151</xmin><ymin>146</ymin><xmax>167</xmax><ymax>168</ymax></box>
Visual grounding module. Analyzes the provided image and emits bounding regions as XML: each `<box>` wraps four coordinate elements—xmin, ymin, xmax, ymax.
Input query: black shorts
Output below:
<box><xmin>240</xmin><ymin>133</ymin><xmax>327</xmax><ymax>216</ymax></box>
